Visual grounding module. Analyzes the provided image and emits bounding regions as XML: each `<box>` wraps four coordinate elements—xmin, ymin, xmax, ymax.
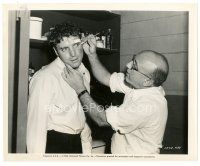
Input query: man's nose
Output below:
<box><xmin>126</xmin><ymin>61</ymin><xmax>133</xmax><ymax>69</ymax></box>
<box><xmin>69</xmin><ymin>47</ymin><xmax>75</xmax><ymax>57</ymax></box>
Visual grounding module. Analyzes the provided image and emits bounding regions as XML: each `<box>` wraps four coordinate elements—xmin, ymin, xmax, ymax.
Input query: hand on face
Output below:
<box><xmin>82</xmin><ymin>35</ymin><xmax>97</xmax><ymax>57</ymax></box>
<box><xmin>61</xmin><ymin>65</ymin><xmax>86</xmax><ymax>94</ymax></box>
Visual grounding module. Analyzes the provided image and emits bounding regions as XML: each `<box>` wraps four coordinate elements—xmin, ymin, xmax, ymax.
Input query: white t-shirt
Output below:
<box><xmin>106</xmin><ymin>72</ymin><xmax>168</xmax><ymax>154</ymax></box>
<box><xmin>27</xmin><ymin>57</ymin><xmax>92</xmax><ymax>153</ymax></box>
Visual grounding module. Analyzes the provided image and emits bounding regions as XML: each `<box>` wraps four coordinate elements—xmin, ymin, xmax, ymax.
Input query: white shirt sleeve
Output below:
<box><xmin>80</xmin><ymin>123</ymin><xmax>92</xmax><ymax>154</ymax></box>
<box><xmin>26</xmin><ymin>73</ymin><xmax>55</xmax><ymax>153</ymax></box>
<box><xmin>109</xmin><ymin>72</ymin><xmax>131</xmax><ymax>94</ymax></box>
<box><xmin>105</xmin><ymin>101</ymin><xmax>154</xmax><ymax>134</ymax></box>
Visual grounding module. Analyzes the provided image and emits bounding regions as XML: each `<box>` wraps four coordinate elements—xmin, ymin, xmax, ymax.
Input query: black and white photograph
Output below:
<box><xmin>3</xmin><ymin>2</ymin><xmax>197</xmax><ymax>161</ymax></box>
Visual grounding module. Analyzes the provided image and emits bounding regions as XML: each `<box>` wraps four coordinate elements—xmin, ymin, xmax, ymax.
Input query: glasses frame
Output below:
<box><xmin>130</xmin><ymin>54</ymin><xmax>152</xmax><ymax>79</ymax></box>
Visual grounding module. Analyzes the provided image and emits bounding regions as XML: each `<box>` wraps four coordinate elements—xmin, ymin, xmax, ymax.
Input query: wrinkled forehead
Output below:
<box><xmin>57</xmin><ymin>36</ymin><xmax>81</xmax><ymax>48</ymax></box>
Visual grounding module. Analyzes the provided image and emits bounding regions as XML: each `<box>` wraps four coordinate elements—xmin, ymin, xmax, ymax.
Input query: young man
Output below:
<box><xmin>26</xmin><ymin>23</ymin><xmax>92</xmax><ymax>153</ymax></box>
<box><xmin>62</xmin><ymin>35</ymin><xmax>169</xmax><ymax>154</ymax></box>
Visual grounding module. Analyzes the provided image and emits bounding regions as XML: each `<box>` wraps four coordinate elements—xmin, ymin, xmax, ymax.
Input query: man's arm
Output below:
<box><xmin>82</xmin><ymin>35</ymin><xmax>111</xmax><ymax>87</ymax></box>
<box><xmin>62</xmin><ymin>66</ymin><xmax>110</xmax><ymax>127</ymax></box>
<box><xmin>80</xmin><ymin>92</ymin><xmax>110</xmax><ymax>127</ymax></box>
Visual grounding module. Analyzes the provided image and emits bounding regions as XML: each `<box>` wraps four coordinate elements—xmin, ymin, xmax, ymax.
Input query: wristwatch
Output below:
<box><xmin>78</xmin><ymin>90</ymin><xmax>88</xmax><ymax>98</ymax></box>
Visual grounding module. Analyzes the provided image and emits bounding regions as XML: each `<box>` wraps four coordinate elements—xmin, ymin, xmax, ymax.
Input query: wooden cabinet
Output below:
<box><xmin>8</xmin><ymin>10</ymin><xmax>30</xmax><ymax>153</ymax></box>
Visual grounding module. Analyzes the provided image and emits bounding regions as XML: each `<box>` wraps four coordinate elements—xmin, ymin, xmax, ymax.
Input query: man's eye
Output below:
<box><xmin>61</xmin><ymin>47</ymin><xmax>68</xmax><ymax>52</ymax></box>
<box><xmin>73</xmin><ymin>43</ymin><xmax>80</xmax><ymax>48</ymax></box>
<box><xmin>73</xmin><ymin>44</ymin><xmax>78</xmax><ymax>48</ymax></box>
<box><xmin>131</xmin><ymin>65</ymin><xmax>137</xmax><ymax>71</ymax></box>
<box><xmin>132</xmin><ymin>62</ymin><xmax>138</xmax><ymax>71</ymax></box>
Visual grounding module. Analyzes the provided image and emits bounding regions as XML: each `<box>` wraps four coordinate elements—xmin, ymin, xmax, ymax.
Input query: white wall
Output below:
<box><xmin>115</xmin><ymin>11</ymin><xmax>188</xmax><ymax>96</ymax></box>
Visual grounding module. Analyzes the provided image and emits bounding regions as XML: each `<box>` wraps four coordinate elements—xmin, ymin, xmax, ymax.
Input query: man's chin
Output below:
<box><xmin>124</xmin><ymin>79</ymin><xmax>134</xmax><ymax>89</ymax></box>
<box><xmin>71</xmin><ymin>61</ymin><xmax>81</xmax><ymax>69</ymax></box>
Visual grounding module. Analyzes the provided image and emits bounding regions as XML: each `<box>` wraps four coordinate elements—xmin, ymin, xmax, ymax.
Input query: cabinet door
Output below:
<box><xmin>8</xmin><ymin>10</ymin><xmax>17</xmax><ymax>154</ymax></box>
<box><xmin>16</xmin><ymin>10</ymin><xmax>30</xmax><ymax>153</ymax></box>
<box><xmin>8</xmin><ymin>10</ymin><xmax>30</xmax><ymax>153</ymax></box>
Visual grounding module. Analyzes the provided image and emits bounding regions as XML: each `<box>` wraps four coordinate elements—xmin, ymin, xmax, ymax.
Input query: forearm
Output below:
<box><xmin>79</xmin><ymin>92</ymin><xmax>109</xmax><ymax>127</ymax></box>
<box><xmin>88</xmin><ymin>54</ymin><xmax>111</xmax><ymax>87</ymax></box>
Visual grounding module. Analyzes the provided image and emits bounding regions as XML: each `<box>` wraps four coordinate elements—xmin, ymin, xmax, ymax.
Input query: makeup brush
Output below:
<box><xmin>79</xmin><ymin>32</ymin><xmax>100</xmax><ymax>45</ymax></box>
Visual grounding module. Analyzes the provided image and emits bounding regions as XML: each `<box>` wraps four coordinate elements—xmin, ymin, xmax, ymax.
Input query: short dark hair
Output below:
<box><xmin>151</xmin><ymin>68</ymin><xmax>168</xmax><ymax>87</ymax></box>
<box><xmin>47</xmin><ymin>22</ymin><xmax>84</xmax><ymax>46</ymax></box>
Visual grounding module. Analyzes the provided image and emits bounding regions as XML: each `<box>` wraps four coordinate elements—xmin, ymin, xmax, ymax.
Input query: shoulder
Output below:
<box><xmin>30</xmin><ymin>64</ymin><xmax>57</xmax><ymax>88</ymax></box>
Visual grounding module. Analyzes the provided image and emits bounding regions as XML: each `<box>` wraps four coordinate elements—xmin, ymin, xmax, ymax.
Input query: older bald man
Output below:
<box><xmin>62</xmin><ymin>35</ymin><xmax>169</xmax><ymax>154</ymax></box>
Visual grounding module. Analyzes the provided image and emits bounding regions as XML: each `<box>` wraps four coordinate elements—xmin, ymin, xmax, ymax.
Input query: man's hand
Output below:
<box><xmin>62</xmin><ymin>65</ymin><xmax>86</xmax><ymax>94</ymax></box>
<box><xmin>82</xmin><ymin>35</ymin><xmax>97</xmax><ymax>58</ymax></box>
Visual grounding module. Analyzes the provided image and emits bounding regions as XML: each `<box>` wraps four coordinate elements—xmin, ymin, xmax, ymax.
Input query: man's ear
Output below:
<box><xmin>53</xmin><ymin>47</ymin><xmax>58</xmax><ymax>56</ymax></box>
<box><xmin>143</xmin><ymin>78</ymin><xmax>154</xmax><ymax>87</ymax></box>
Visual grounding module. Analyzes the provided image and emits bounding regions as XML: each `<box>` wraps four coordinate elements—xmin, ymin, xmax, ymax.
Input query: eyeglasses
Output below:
<box><xmin>129</xmin><ymin>54</ymin><xmax>152</xmax><ymax>79</ymax></box>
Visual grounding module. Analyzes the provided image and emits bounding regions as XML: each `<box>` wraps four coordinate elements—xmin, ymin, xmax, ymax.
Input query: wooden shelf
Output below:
<box><xmin>30</xmin><ymin>39</ymin><xmax>48</xmax><ymax>48</ymax></box>
<box><xmin>52</xmin><ymin>10</ymin><xmax>119</xmax><ymax>21</ymax></box>
<box><xmin>96</xmin><ymin>48</ymin><xmax>118</xmax><ymax>55</ymax></box>
<box><xmin>30</xmin><ymin>39</ymin><xmax>118</xmax><ymax>55</ymax></box>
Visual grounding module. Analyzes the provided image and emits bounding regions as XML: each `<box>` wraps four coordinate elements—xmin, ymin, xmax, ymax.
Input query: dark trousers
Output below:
<box><xmin>45</xmin><ymin>130</ymin><xmax>82</xmax><ymax>153</ymax></box>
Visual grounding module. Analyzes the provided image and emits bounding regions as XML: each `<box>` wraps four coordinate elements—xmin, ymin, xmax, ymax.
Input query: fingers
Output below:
<box><xmin>82</xmin><ymin>35</ymin><xmax>96</xmax><ymax>45</ymax></box>
<box><xmin>88</xmin><ymin>36</ymin><xmax>97</xmax><ymax>47</ymax></box>
<box><xmin>65</xmin><ymin>64</ymin><xmax>75</xmax><ymax>74</ymax></box>
<box><xmin>66</xmin><ymin>64</ymin><xmax>73</xmax><ymax>70</ymax></box>
<box><xmin>87</xmin><ymin>38</ymin><xmax>94</xmax><ymax>47</ymax></box>
<box><xmin>61</xmin><ymin>72</ymin><xmax>68</xmax><ymax>82</ymax></box>
<box><xmin>65</xmin><ymin>65</ymin><xmax>80</xmax><ymax>75</ymax></box>
<box><xmin>83</xmin><ymin>42</ymin><xmax>89</xmax><ymax>50</ymax></box>
<box><xmin>90</xmin><ymin>35</ymin><xmax>97</xmax><ymax>44</ymax></box>
<box><xmin>80</xmin><ymin>36</ymin><xmax>87</xmax><ymax>45</ymax></box>
<box><xmin>64</xmin><ymin>66</ymin><xmax>70</xmax><ymax>75</ymax></box>
<box><xmin>82</xmin><ymin>34</ymin><xmax>97</xmax><ymax>56</ymax></box>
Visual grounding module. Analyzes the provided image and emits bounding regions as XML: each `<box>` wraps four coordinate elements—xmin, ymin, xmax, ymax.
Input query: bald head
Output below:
<box><xmin>137</xmin><ymin>50</ymin><xmax>169</xmax><ymax>86</ymax></box>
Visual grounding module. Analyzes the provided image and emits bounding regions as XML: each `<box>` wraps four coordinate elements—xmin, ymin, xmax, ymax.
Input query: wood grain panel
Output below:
<box><xmin>121</xmin><ymin>14</ymin><xmax>188</xmax><ymax>39</ymax></box>
<box><xmin>120</xmin><ymin>34</ymin><xmax>188</xmax><ymax>55</ymax></box>
<box><xmin>121</xmin><ymin>11</ymin><xmax>188</xmax><ymax>24</ymax></box>
<box><xmin>163</xmin><ymin>71</ymin><xmax>188</xmax><ymax>91</ymax></box>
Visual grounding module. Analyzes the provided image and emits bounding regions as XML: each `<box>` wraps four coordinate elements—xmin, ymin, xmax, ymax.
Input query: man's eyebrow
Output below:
<box><xmin>73</xmin><ymin>41</ymin><xmax>81</xmax><ymax>45</ymax></box>
<box><xmin>59</xmin><ymin>46</ymin><xmax>69</xmax><ymax>49</ymax></box>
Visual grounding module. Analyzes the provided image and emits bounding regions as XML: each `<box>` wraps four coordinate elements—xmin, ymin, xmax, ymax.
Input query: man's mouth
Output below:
<box><xmin>71</xmin><ymin>58</ymin><xmax>79</xmax><ymax>63</ymax></box>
